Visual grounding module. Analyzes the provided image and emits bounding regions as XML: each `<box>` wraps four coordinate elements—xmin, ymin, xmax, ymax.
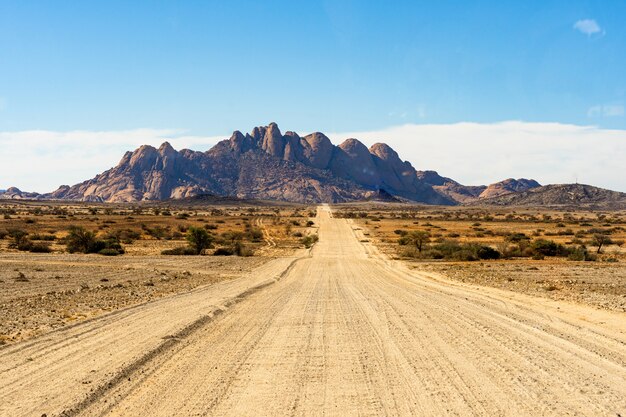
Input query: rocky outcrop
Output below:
<box><xmin>476</xmin><ymin>184</ymin><xmax>626</xmax><ymax>209</ymax></box>
<box><xmin>25</xmin><ymin>122</ymin><xmax>556</xmax><ymax>205</ymax></box>
<box><xmin>478</xmin><ymin>178</ymin><xmax>540</xmax><ymax>199</ymax></box>
<box><xmin>0</xmin><ymin>187</ymin><xmax>43</xmax><ymax>200</ymax></box>
<box><xmin>47</xmin><ymin>123</ymin><xmax>466</xmax><ymax>204</ymax></box>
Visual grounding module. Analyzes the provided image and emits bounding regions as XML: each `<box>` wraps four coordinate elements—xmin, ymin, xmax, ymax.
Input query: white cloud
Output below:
<box><xmin>0</xmin><ymin>129</ymin><xmax>222</xmax><ymax>193</ymax></box>
<box><xmin>588</xmin><ymin>104</ymin><xmax>624</xmax><ymax>118</ymax></box>
<box><xmin>326</xmin><ymin>121</ymin><xmax>626</xmax><ymax>192</ymax></box>
<box><xmin>574</xmin><ymin>19</ymin><xmax>603</xmax><ymax>36</ymax></box>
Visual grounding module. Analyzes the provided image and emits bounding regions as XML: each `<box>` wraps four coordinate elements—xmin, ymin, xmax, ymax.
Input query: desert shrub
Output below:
<box><xmin>301</xmin><ymin>234</ymin><xmax>319</xmax><ymax>248</ymax></box>
<box><xmin>476</xmin><ymin>245</ymin><xmax>501</xmax><ymax>260</ymax></box>
<box><xmin>105</xmin><ymin>229</ymin><xmax>141</xmax><ymax>244</ymax></box>
<box><xmin>213</xmin><ymin>247</ymin><xmax>234</xmax><ymax>256</ymax></box>
<box><xmin>30</xmin><ymin>233</ymin><xmax>56</xmax><ymax>241</ymax></box>
<box><xmin>0</xmin><ymin>229</ymin><xmax>8</xmax><ymax>239</ymax></box>
<box><xmin>28</xmin><ymin>242</ymin><xmax>52</xmax><ymax>253</ymax></box>
<box><xmin>65</xmin><ymin>227</ymin><xmax>99</xmax><ymax>253</ymax></box>
<box><xmin>424</xmin><ymin>241</ymin><xmax>501</xmax><ymax>261</ymax></box>
<box><xmin>7</xmin><ymin>228</ymin><xmax>31</xmax><ymax>250</ymax></box>
<box><xmin>567</xmin><ymin>246</ymin><xmax>596</xmax><ymax>262</ymax></box>
<box><xmin>204</xmin><ymin>224</ymin><xmax>218</xmax><ymax>230</ymax></box>
<box><xmin>530</xmin><ymin>239</ymin><xmax>565</xmax><ymax>257</ymax></box>
<box><xmin>306</xmin><ymin>220</ymin><xmax>315</xmax><ymax>227</ymax></box>
<box><xmin>185</xmin><ymin>227</ymin><xmax>214</xmax><ymax>255</ymax></box>
<box><xmin>293</xmin><ymin>232</ymin><xmax>303</xmax><ymax>237</ymax></box>
<box><xmin>98</xmin><ymin>248</ymin><xmax>122</xmax><ymax>256</ymax></box>
<box><xmin>246</xmin><ymin>228</ymin><xmax>263</xmax><ymax>242</ymax></box>
<box><xmin>65</xmin><ymin>226</ymin><xmax>124</xmax><ymax>255</ymax></box>
<box><xmin>213</xmin><ymin>241</ymin><xmax>253</xmax><ymax>256</ymax></box>
<box><xmin>504</xmin><ymin>232</ymin><xmax>530</xmax><ymax>243</ymax></box>
<box><xmin>161</xmin><ymin>246</ymin><xmax>197</xmax><ymax>255</ymax></box>
<box><xmin>145</xmin><ymin>226</ymin><xmax>169</xmax><ymax>240</ymax></box>
<box><xmin>394</xmin><ymin>229</ymin><xmax>407</xmax><ymax>236</ymax></box>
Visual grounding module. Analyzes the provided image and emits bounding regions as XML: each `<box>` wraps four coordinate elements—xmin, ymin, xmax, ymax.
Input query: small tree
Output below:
<box><xmin>592</xmin><ymin>234</ymin><xmax>613</xmax><ymax>254</ymax></box>
<box><xmin>186</xmin><ymin>227</ymin><xmax>214</xmax><ymax>255</ymax></box>
<box><xmin>402</xmin><ymin>231</ymin><xmax>430</xmax><ymax>253</ymax></box>
<box><xmin>66</xmin><ymin>227</ymin><xmax>99</xmax><ymax>253</ymax></box>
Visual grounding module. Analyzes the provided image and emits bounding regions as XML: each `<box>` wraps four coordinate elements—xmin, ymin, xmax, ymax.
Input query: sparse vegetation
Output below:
<box><xmin>65</xmin><ymin>226</ymin><xmax>124</xmax><ymax>255</ymax></box>
<box><xmin>301</xmin><ymin>234</ymin><xmax>319</xmax><ymax>248</ymax></box>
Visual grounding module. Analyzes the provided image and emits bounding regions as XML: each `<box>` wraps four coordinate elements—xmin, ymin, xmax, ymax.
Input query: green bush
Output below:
<box><xmin>213</xmin><ymin>247</ymin><xmax>234</xmax><ymax>256</ymax></box>
<box><xmin>301</xmin><ymin>234</ymin><xmax>319</xmax><ymax>248</ymax></box>
<box><xmin>98</xmin><ymin>248</ymin><xmax>122</xmax><ymax>256</ymax></box>
<box><xmin>161</xmin><ymin>246</ymin><xmax>197</xmax><ymax>255</ymax></box>
<box><xmin>504</xmin><ymin>232</ymin><xmax>530</xmax><ymax>243</ymax></box>
<box><xmin>567</xmin><ymin>246</ymin><xmax>596</xmax><ymax>262</ymax></box>
<box><xmin>65</xmin><ymin>226</ymin><xmax>124</xmax><ymax>255</ymax></box>
<box><xmin>530</xmin><ymin>239</ymin><xmax>565</xmax><ymax>257</ymax></box>
<box><xmin>30</xmin><ymin>233</ymin><xmax>56</xmax><ymax>241</ymax></box>
<box><xmin>213</xmin><ymin>241</ymin><xmax>253</xmax><ymax>256</ymax></box>
<box><xmin>186</xmin><ymin>227</ymin><xmax>214</xmax><ymax>255</ymax></box>
<box><xmin>411</xmin><ymin>241</ymin><xmax>501</xmax><ymax>261</ymax></box>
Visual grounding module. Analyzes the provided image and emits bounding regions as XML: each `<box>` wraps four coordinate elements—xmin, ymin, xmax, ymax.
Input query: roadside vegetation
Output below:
<box><xmin>337</xmin><ymin>206</ymin><xmax>625</xmax><ymax>263</ymax></box>
<box><xmin>0</xmin><ymin>201</ymin><xmax>316</xmax><ymax>257</ymax></box>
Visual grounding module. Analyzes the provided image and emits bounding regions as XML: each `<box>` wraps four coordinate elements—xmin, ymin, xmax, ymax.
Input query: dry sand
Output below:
<box><xmin>1</xmin><ymin>205</ymin><xmax>626</xmax><ymax>416</ymax></box>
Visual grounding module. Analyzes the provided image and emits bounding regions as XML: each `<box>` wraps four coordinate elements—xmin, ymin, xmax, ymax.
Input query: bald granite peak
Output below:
<box><xmin>26</xmin><ymin>122</ymin><xmax>559</xmax><ymax>205</ymax></box>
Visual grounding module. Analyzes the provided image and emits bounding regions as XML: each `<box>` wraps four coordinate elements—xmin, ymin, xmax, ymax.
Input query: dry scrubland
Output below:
<box><xmin>0</xmin><ymin>201</ymin><xmax>317</xmax><ymax>344</ymax></box>
<box><xmin>2</xmin><ymin>204</ymin><xmax>626</xmax><ymax>416</ymax></box>
<box><xmin>336</xmin><ymin>203</ymin><xmax>626</xmax><ymax>312</ymax></box>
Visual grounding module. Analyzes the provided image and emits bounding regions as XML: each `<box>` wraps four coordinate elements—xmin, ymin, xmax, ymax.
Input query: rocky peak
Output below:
<box><xmin>228</xmin><ymin>130</ymin><xmax>247</xmax><ymax>152</ymax></box>
<box><xmin>158</xmin><ymin>141</ymin><xmax>177</xmax><ymax>157</ymax></box>
<box><xmin>331</xmin><ymin>138</ymin><xmax>380</xmax><ymax>187</ymax></box>
<box><xmin>369</xmin><ymin>143</ymin><xmax>399</xmax><ymax>162</ymax></box>
<box><xmin>261</xmin><ymin>122</ymin><xmax>285</xmax><ymax>157</ymax></box>
<box><xmin>416</xmin><ymin>170</ymin><xmax>457</xmax><ymax>186</ymax></box>
<box><xmin>301</xmin><ymin>132</ymin><xmax>333</xmax><ymax>169</ymax></box>
<box><xmin>338</xmin><ymin>138</ymin><xmax>369</xmax><ymax>155</ymax></box>
<box><xmin>250</xmin><ymin>126</ymin><xmax>266</xmax><ymax>141</ymax></box>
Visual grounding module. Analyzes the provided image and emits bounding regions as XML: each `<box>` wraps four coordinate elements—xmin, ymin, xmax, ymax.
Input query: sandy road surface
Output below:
<box><xmin>2</xmin><ymin>205</ymin><xmax>626</xmax><ymax>416</ymax></box>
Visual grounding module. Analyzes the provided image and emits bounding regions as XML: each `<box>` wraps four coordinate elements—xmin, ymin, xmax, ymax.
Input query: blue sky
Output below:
<box><xmin>1</xmin><ymin>0</ymin><xmax>625</xmax><ymax>133</ymax></box>
<box><xmin>1</xmin><ymin>1</ymin><xmax>626</xmax><ymax>192</ymax></box>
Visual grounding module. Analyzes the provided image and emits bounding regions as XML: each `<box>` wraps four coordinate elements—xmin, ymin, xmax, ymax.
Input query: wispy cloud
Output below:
<box><xmin>587</xmin><ymin>104</ymin><xmax>625</xmax><ymax>118</ymax></box>
<box><xmin>573</xmin><ymin>19</ymin><xmax>603</xmax><ymax>36</ymax></box>
<box><xmin>327</xmin><ymin>121</ymin><xmax>626</xmax><ymax>193</ymax></box>
<box><xmin>0</xmin><ymin>129</ymin><xmax>222</xmax><ymax>192</ymax></box>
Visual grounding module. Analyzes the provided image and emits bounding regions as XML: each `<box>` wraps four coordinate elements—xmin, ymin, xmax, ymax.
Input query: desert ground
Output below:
<box><xmin>1</xmin><ymin>202</ymin><xmax>626</xmax><ymax>416</ymax></box>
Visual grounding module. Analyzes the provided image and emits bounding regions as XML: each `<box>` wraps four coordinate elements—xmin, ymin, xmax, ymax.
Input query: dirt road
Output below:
<box><xmin>2</xmin><ymin>205</ymin><xmax>626</xmax><ymax>416</ymax></box>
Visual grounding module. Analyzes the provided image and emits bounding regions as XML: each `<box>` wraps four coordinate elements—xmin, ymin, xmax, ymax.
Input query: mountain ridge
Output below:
<box><xmin>1</xmin><ymin>122</ymin><xmax>621</xmax><ymax>208</ymax></box>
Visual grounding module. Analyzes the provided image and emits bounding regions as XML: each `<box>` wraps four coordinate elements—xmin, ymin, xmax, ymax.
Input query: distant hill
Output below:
<box><xmin>415</xmin><ymin>171</ymin><xmax>541</xmax><ymax>204</ymax></box>
<box><xmin>474</xmin><ymin>184</ymin><xmax>626</xmax><ymax>209</ymax></box>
